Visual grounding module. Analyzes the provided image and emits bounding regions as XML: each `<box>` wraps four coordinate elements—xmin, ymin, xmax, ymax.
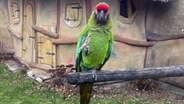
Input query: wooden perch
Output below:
<box><xmin>67</xmin><ymin>65</ymin><xmax>184</xmax><ymax>85</ymax></box>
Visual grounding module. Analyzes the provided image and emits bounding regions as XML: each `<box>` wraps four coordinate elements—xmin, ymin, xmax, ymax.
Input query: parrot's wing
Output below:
<box><xmin>75</xmin><ymin>31</ymin><xmax>89</xmax><ymax>72</ymax></box>
<box><xmin>98</xmin><ymin>38</ymin><xmax>113</xmax><ymax>70</ymax></box>
<box><xmin>106</xmin><ymin>40</ymin><xmax>113</xmax><ymax>60</ymax></box>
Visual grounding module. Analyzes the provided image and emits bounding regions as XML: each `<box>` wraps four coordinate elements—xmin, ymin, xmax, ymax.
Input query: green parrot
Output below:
<box><xmin>75</xmin><ymin>2</ymin><xmax>113</xmax><ymax>104</ymax></box>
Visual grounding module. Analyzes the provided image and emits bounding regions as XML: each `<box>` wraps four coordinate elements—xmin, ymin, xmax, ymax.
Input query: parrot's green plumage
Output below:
<box><xmin>75</xmin><ymin>2</ymin><xmax>113</xmax><ymax>104</ymax></box>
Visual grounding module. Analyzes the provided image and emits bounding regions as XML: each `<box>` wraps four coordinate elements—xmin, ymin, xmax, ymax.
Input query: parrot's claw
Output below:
<box><xmin>84</xmin><ymin>45</ymin><xmax>90</xmax><ymax>55</ymax></box>
<box><xmin>90</xmin><ymin>70</ymin><xmax>97</xmax><ymax>81</ymax></box>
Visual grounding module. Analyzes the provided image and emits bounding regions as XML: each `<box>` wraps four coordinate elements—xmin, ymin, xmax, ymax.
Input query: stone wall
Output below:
<box><xmin>146</xmin><ymin>0</ymin><xmax>184</xmax><ymax>88</ymax></box>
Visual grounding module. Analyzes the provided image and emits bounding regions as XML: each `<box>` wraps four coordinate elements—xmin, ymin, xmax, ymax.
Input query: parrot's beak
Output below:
<box><xmin>96</xmin><ymin>10</ymin><xmax>108</xmax><ymax>24</ymax></box>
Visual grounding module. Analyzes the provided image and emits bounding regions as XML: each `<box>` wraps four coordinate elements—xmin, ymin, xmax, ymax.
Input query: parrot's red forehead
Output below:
<box><xmin>95</xmin><ymin>3</ymin><xmax>109</xmax><ymax>12</ymax></box>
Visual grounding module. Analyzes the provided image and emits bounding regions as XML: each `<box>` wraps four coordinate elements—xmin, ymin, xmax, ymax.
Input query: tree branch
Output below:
<box><xmin>67</xmin><ymin>65</ymin><xmax>184</xmax><ymax>85</ymax></box>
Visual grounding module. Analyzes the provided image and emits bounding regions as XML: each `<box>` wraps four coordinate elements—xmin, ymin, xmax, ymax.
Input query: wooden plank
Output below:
<box><xmin>7</xmin><ymin>26</ymin><xmax>22</xmax><ymax>40</ymax></box>
<box><xmin>114</xmin><ymin>35</ymin><xmax>154</xmax><ymax>47</ymax></box>
<box><xmin>67</xmin><ymin>65</ymin><xmax>184</xmax><ymax>85</ymax></box>
<box><xmin>32</xmin><ymin>25</ymin><xmax>58</xmax><ymax>38</ymax></box>
<box><xmin>52</xmin><ymin>36</ymin><xmax>77</xmax><ymax>45</ymax></box>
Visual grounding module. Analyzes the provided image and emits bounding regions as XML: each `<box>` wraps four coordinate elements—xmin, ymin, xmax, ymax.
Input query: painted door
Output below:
<box><xmin>22</xmin><ymin>0</ymin><xmax>35</xmax><ymax>62</ymax></box>
<box><xmin>37</xmin><ymin>26</ymin><xmax>56</xmax><ymax>68</ymax></box>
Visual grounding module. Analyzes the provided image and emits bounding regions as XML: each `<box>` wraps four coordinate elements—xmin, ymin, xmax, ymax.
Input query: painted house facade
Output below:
<box><xmin>0</xmin><ymin>0</ymin><xmax>184</xmax><ymax>88</ymax></box>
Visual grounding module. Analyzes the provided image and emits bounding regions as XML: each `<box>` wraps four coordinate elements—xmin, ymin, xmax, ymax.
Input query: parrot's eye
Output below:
<box><xmin>104</xmin><ymin>9</ymin><xmax>108</xmax><ymax>13</ymax></box>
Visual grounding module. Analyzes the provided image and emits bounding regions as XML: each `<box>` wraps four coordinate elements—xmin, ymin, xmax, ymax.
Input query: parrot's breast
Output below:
<box><xmin>81</xmin><ymin>31</ymin><xmax>110</xmax><ymax>70</ymax></box>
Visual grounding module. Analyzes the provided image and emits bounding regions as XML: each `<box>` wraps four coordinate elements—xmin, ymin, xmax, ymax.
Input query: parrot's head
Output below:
<box><xmin>94</xmin><ymin>2</ymin><xmax>110</xmax><ymax>25</ymax></box>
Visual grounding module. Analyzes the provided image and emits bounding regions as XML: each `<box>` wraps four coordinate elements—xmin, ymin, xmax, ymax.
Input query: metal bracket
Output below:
<box><xmin>71</xmin><ymin>6</ymin><xmax>82</xmax><ymax>9</ymax></box>
<box><xmin>29</xmin><ymin>36</ymin><xmax>35</xmax><ymax>39</ymax></box>
<box><xmin>38</xmin><ymin>41</ymin><xmax>43</xmax><ymax>44</ymax></box>
<box><xmin>46</xmin><ymin>52</ymin><xmax>55</xmax><ymax>55</ymax></box>
<box><xmin>38</xmin><ymin>57</ymin><xmax>44</xmax><ymax>59</ymax></box>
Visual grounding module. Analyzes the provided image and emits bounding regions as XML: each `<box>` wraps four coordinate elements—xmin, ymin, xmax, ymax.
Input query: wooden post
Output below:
<box><xmin>67</xmin><ymin>65</ymin><xmax>184</xmax><ymax>85</ymax></box>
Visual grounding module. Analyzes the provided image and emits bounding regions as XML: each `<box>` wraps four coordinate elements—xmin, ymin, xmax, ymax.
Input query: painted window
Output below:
<box><xmin>64</xmin><ymin>2</ymin><xmax>83</xmax><ymax>27</ymax></box>
<box><xmin>10</xmin><ymin>0</ymin><xmax>20</xmax><ymax>24</ymax></box>
<box><xmin>118</xmin><ymin>0</ymin><xmax>139</xmax><ymax>24</ymax></box>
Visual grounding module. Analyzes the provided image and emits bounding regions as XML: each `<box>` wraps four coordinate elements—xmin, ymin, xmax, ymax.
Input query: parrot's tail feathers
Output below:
<box><xmin>80</xmin><ymin>83</ymin><xmax>93</xmax><ymax>104</ymax></box>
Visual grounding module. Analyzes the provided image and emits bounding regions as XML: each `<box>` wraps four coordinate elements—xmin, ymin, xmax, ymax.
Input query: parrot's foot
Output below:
<box><xmin>78</xmin><ymin>33</ymin><xmax>91</xmax><ymax>54</ymax></box>
<box><xmin>89</xmin><ymin>70</ymin><xmax>97</xmax><ymax>81</ymax></box>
